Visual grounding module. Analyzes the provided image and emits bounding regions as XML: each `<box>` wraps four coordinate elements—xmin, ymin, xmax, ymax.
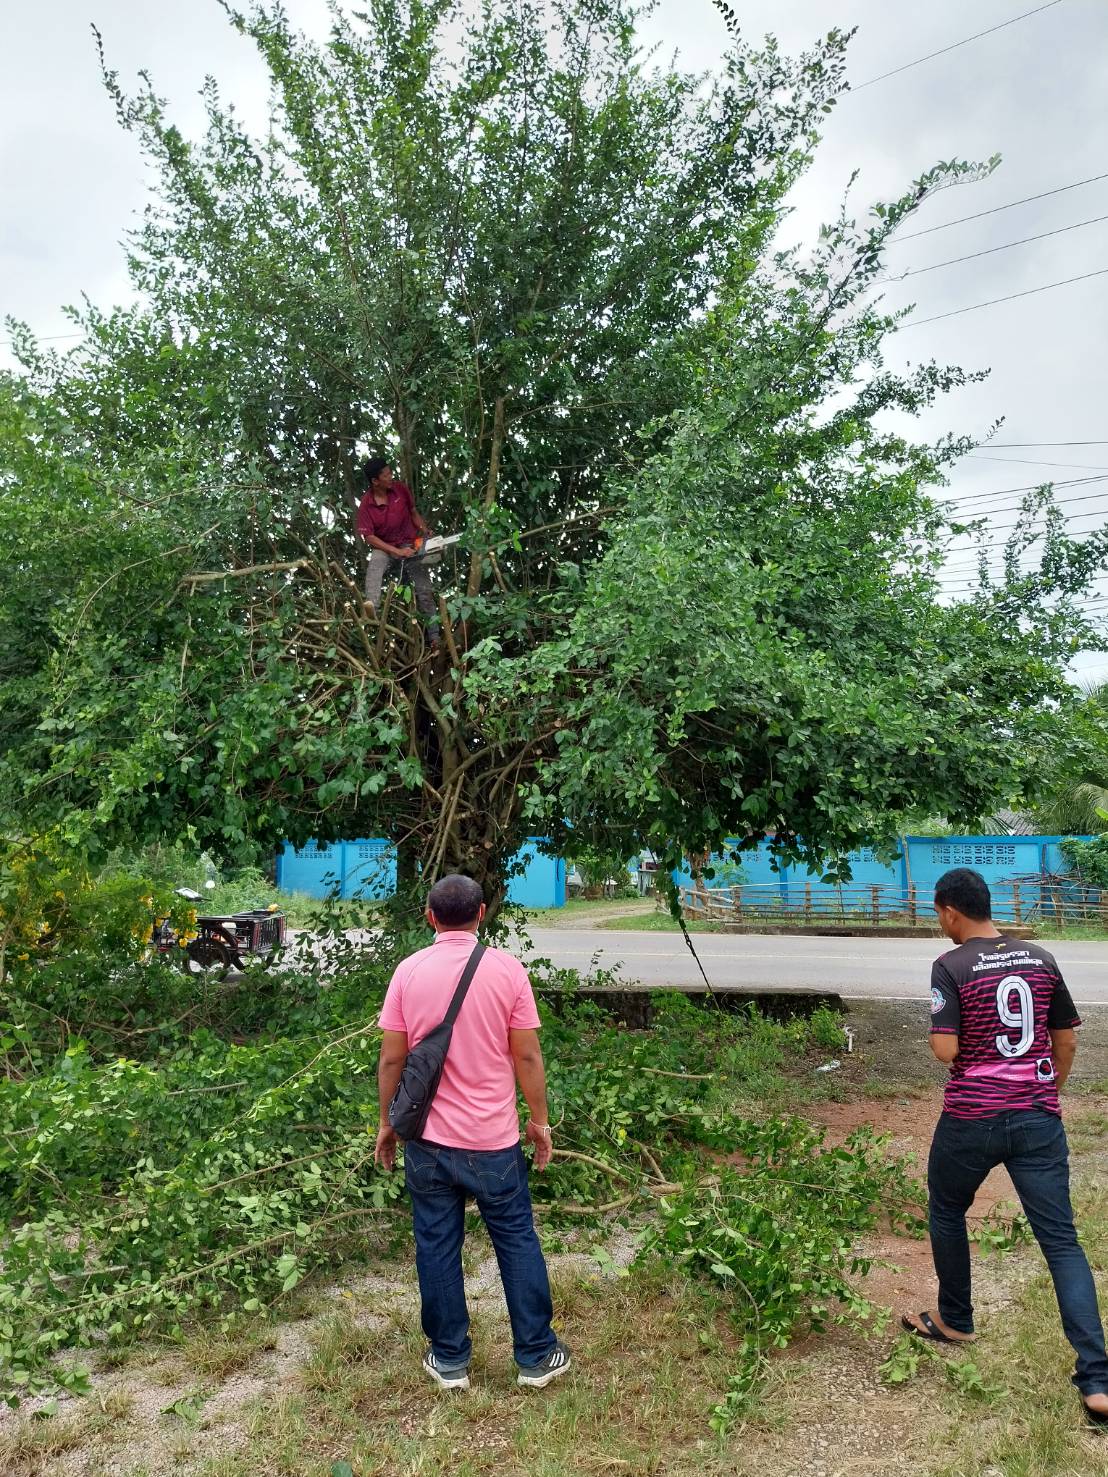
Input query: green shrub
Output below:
<box><xmin>0</xmin><ymin>938</ymin><xmax>920</xmax><ymax>1415</ymax></box>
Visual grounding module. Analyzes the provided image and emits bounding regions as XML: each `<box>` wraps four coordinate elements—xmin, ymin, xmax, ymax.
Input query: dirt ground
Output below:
<box><xmin>800</xmin><ymin>1000</ymin><xmax>1108</xmax><ymax>1320</ymax></box>
<box><xmin>838</xmin><ymin>998</ymin><xmax>1108</xmax><ymax>1092</ymax></box>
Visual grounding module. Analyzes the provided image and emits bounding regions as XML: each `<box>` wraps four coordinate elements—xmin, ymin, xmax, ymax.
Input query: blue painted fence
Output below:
<box><xmin>673</xmin><ymin>834</ymin><xmax>1092</xmax><ymax>923</ymax></box>
<box><xmin>275</xmin><ymin>838</ymin><xmax>567</xmax><ymax>909</ymax></box>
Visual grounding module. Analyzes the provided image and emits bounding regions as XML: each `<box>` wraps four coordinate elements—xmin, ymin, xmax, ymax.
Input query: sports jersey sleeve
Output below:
<box><xmin>929</xmin><ymin>959</ymin><xmax>961</xmax><ymax>1035</ymax></box>
<box><xmin>1046</xmin><ymin>972</ymin><xmax>1082</xmax><ymax>1030</ymax></box>
<box><xmin>377</xmin><ymin>968</ymin><xmax>407</xmax><ymax>1033</ymax></box>
<box><xmin>508</xmin><ymin>963</ymin><xmax>542</xmax><ymax>1030</ymax></box>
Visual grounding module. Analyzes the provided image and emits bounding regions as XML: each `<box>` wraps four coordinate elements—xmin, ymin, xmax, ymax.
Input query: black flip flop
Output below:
<box><xmin>901</xmin><ymin>1311</ymin><xmax>963</xmax><ymax>1344</ymax></box>
<box><xmin>1083</xmin><ymin>1396</ymin><xmax>1108</xmax><ymax>1429</ymax></box>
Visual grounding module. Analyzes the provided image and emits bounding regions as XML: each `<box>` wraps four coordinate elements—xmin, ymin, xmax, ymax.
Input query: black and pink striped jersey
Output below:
<box><xmin>929</xmin><ymin>935</ymin><xmax>1081</xmax><ymax>1119</ymax></box>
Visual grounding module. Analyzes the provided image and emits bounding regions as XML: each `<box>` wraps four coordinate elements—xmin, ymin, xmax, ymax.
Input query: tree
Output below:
<box><xmin>1034</xmin><ymin>684</ymin><xmax>1108</xmax><ymax>835</ymax></box>
<box><xmin>2</xmin><ymin>0</ymin><xmax>1106</xmax><ymax>917</ymax></box>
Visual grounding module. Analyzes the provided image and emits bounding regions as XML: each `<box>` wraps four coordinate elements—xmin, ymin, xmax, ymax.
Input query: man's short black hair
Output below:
<box><xmin>363</xmin><ymin>456</ymin><xmax>390</xmax><ymax>486</ymax></box>
<box><xmin>934</xmin><ymin>867</ymin><xmax>992</xmax><ymax>921</ymax></box>
<box><xmin>427</xmin><ymin>874</ymin><xmax>484</xmax><ymax>926</ymax></box>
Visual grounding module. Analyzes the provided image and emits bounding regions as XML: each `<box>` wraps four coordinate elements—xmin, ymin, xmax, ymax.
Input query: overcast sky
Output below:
<box><xmin>3</xmin><ymin>0</ymin><xmax>1108</xmax><ymax>672</ymax></box>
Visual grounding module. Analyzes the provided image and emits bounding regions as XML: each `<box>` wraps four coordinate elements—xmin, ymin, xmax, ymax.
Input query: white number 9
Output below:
<box><xmin>995</xmin><ymin>974</ymin><xmax>1035</xmax><ymax>1058</ymax></box>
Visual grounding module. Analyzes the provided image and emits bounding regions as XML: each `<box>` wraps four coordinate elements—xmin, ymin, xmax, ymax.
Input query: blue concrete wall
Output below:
<box><xmin>673</xmin><ymin>834</ymin><xmax>1092</xmax><ymax>920</ymax></box>
<box><xmin>506</xmin><ymin>843</ymin><xmax>567</xmax><ymax>909</ymax></box>
<box><xmin>276</xmin><ymin>837</ymin><xmax>566</xmax><ymax>908</ymax></box>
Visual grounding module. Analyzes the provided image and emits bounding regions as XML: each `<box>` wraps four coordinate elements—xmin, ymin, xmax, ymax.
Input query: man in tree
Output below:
<box><xmin>357</xmin><ymin>457</ymin><xmax>439</xmax><ymax>643</ymax></box>
<box><xmin>374</xmin><ymin>874</ymin><xmax>570</xmax><ymax>1390</ymax></box>
<box><xmin>905</xmin><ymin>867</ymin><xmax>1108</xmax><ymax>1426</ymax></box>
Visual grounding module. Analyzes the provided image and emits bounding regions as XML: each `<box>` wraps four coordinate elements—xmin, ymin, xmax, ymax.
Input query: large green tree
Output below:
<box><xmin>2</xmin><ymin>0</ymin><xmax>1105</xmax><ymax>913</ymax></box>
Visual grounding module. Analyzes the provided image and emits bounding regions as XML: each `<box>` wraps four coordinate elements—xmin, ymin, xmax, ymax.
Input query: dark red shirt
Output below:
<box><xmin>357</xmin><ymin>481</ymin><xmax>419</xmax><ymax>549</ymax></box>
<box><xmin>929</xmin><ymin>936</ymin><xmax>1081</xmax><ymax>1118</ymax></box>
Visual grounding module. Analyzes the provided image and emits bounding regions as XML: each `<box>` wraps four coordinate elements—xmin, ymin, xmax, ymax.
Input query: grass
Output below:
<box><xmin>588</xmin><ymin>909</ymin><xmax>725</xmax><ymax>932</ymax></box>
<box><xmin>920</xmin><ymin>1190</ymin><xmax>1108</xmax><ymax>1477</ymax></box>
<box><xmin>521</xmin><ymin>895</ymin><xmax>647</xmax><ymax>922</ymax></box>
<box><xmin>187</xmin><ymin>1267</ymin><xmax>743</xmax><ymax>1477</ymax></box>
<box><xmin>1034</xmin><ymin>922</ymin><xmax>1108</xmax><ymax>942</ymax></box>
<box><xmin>0</xmin><ymin>1389</ymin><xmax>135</xmax><ymax>1476</ymax></box>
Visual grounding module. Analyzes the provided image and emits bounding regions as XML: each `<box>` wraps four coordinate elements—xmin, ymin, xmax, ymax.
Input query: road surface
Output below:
<box><xmin>518</xmin><ymin>928</ymin><xmax>1108</xmax><ymax>1006</ymax></box>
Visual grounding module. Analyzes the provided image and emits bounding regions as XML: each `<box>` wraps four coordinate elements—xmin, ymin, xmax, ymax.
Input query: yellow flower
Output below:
<box><xmin>17</xmin><ymin>953</ymin><xmax>29</xmax><ymax>961</ymax></box>
<box><xmin>54</xmin><ymin>891</ymin><xmax>66</xmax><ymax>900</ymax></box>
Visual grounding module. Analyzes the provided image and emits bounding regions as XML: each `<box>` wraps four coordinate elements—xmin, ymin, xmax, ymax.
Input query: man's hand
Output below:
<box><xmin>375</xmin><ymin>1123</ymin><xmax>399</xmax><ymax>1170</ymax></box>
<box><xmin>395</xmin><ymin>544</ymin><xmax>418</xmax><ymax>558</ymax></box>
<box><xmin>524</xmin><ymin>1119</ymin><xmax>553</xmax><ymax>1171</ymax></box>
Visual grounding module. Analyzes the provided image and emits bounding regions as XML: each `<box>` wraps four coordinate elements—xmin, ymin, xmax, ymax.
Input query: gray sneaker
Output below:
<box><xmin>422</xmin><ymin>1349</ymin><xmax>470</xmax><ymax>1391</ymax></box>
<box><xmin>517</xmin><ymin>1339</ymin><xmax>572</xmax><ymax>1388</ymax></box>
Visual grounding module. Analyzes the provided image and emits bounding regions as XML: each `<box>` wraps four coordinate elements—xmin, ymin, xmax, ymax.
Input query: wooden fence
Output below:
<box><xmin>679</xmin><ymin>875</ymin><xmax>1108</xmax><ymax>929</ymax></box>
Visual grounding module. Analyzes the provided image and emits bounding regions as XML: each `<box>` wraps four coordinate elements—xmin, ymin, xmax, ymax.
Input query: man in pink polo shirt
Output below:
<box><xmin>374</xmin><ymin>874</ymin><xmax>571</xmax><ymax>1391</ymax></box>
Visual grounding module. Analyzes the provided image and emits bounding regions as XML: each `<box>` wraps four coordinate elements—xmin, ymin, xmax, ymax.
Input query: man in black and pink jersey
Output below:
<box><xmin>903</xmin><ymin>867</ymin><xmax>1108</xmax><ymax>1427</ymax></box>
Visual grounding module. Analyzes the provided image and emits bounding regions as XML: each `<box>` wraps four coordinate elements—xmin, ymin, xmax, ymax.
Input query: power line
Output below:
<box><xmin>968</xmin><ymin>455</ymin><xmax>1108</xmax><ymax>470</ymax></box>
<box><xmin>900</xmin><ymin>266</ymin><xmax>1108</xmax><ymax>328</ymax></box>
<box><xmin>0</xmin><ymin>330</ymin><xmax>83</xmax><ymax>346</ymax></box>
<box><xmin>983</xmin><ymin>441</ymin><xmax>1108</xmax><ymax>448</ymax></box>
<box><xmin>941</xmin><ymin>489</ymin><xmax>1108</xmax><ymax>521</ymax></box>
<box><xmin>901</xmin><ymin>213</ymin><xmax>1108</xmax><ymax>277</ymax></box>
<box><xmin>889</xmin><ymin>173</ymin><xmax>1108</xmax><ymax>245</ymax></box>
<box><xmin>940</xmin><ymin>474</ymin><xmax>1108</xmax><ymax>506</ymax></box>
<box><xmin>851</xmin><ymin>1</ymin><xmax>1063</xmax><ymax>90</ymax></box>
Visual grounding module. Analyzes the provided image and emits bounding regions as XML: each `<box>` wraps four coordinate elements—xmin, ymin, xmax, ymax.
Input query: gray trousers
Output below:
<box><xmin>364</xmin><ymin>550</ymin><xmax>440</xmax><ymax>636</ymax></box>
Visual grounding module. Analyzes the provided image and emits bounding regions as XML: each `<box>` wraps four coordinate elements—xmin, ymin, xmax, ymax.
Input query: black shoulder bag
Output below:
<box><xmin>387</xmin><ymin>942</ymin><xmax>486</xmax><ymax>1141</ymax></box>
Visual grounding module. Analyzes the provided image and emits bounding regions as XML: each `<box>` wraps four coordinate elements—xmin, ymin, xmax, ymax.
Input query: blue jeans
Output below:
<box><xmin>403</xmin><ymin>1139</ymin><xmax>557</xmax><ymax>1371</ymax></box>
<box><xmin>928</xmin><ymin>1108</ymin><xmax>1108</xmax><ymax>1395</ymax></box>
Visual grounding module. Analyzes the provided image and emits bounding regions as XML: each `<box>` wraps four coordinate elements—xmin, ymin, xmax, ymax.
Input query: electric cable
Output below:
<box><xmin>851</xmin><ymin>1</ymin><xmax>1063</xmax><ymax>90</ymax></box>
<box><xmin>967</xmin><ymin>455</ymin><xmax>1108</xmax><ymax>471</ymax></box>
<box><xmin>900</xmin><ymin>212</ymin><xmax>1108</xmax><ymax>277</ymax></box>
<box><xmin>889</xmin><ymin>174</ymin><xmax>1108</xmax><ymax>245</ymax></box>
<box><xmin>899</xmin><ymin>267</ymin><xmax>1108</xmax><ymax>328</ymax></box>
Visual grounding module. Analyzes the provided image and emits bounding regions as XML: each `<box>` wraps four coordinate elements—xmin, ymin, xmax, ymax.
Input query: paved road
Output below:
<box><xmin>519</xmin><ymin>928</ymin><xmax>1108</xmax><ymax>1006</ymax></box>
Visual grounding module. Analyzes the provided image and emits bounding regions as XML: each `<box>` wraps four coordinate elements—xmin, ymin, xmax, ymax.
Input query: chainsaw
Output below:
<box><xmin>410</xmin><ymin>532</ymin><xmax>463</xmax><ymax>567</ymax></box>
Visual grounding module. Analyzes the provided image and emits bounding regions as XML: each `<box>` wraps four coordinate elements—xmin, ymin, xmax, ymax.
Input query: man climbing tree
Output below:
<box><xmin>357</xmin><ymin>457</ymin><xmax>440</xmax><ymax>645</ymax></box>
<box><xmin>2</xmin><ymin>0</ymin><xmax>1107</xmax><ymax>922</ymax></box>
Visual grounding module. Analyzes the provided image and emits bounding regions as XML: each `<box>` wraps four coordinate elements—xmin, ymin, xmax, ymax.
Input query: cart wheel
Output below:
<box><xmin>181</xmin><ymin>938</ymin><xmax>232</xmax><ymax>980</ymax></box>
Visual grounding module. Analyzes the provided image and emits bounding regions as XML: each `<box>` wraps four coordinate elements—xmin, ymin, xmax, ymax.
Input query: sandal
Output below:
<box><xmin>900</xmin><ymin>1311</ymin><xmax>972</xmax><ymax>1344</ymax></box>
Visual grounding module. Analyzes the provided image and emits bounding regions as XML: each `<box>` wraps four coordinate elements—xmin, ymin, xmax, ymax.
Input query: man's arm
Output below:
<box><xmin>509</xmin><ymin>1027</ymin><xmax>553</xmax><ymax>1171</ymax></box>
<box><xmin>930</xmin><ymin>1032</ymin><xmax>959</xmax><ymax>1064</ymax></box>
<box><xmin>1050</xmin><ymin>1027</ymin><xmax>1078</xmax><ymax>1089</ymax></box>
<box><xmin>928</xmin><ymin>960</ymin><xmax>960</xmax><ymax>1066</ymax></box>
<box><xmin>374</xmin><ymin>1029</ymin><xmax>408</xmax><ymax>1169</ymax></box>
<box><xmin>364</xmin><ymin>531</ymin><xmax>414</xmax><ymax>558</ymax></box>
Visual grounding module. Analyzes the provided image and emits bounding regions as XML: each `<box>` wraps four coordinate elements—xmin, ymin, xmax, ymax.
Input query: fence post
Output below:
<box><xmin>1049</xmin><ymin>883</ymin><xmax>1065</xmax><ymax>928</ymax></box>
<box><xmin>730</xmin><ymin>886</ymin><xmax>743</xmax><ymax>922</ymax></box>
<box><xmin>870</xmin><ymin>885</ymin><xmax>881</xmax><ymax>926</ymax></box>
<box><xmin>805</xmin><ymin>881</ymin><xmax>813</xmax><ymax>923</ymax></box>
<box><xmin>1012</xmin><ymin>883</ymin><xmax>1022</xmax><ymax>926</ymax></box>
<box><xmin>908</xmin><ymin>884</ymin><xmax>917</xmax><ymax>926</ymax></box>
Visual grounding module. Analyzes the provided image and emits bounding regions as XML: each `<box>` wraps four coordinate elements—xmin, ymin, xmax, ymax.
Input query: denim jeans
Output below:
<box><xmin>928</xmin><ymin>1108</ymin><xmax>1108</xmax><ymax>1395</ymax></box>
<box><xmin>403</xmin><ymin>1139</ymin><xmax>557</xmax><ymax>1371</ymax></box>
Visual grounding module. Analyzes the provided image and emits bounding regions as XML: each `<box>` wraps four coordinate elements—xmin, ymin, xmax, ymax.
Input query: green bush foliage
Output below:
<box><xmin>0</xmin><ymin>909</ymin><xmax>919</xmax><ymax>1420</ymax></box>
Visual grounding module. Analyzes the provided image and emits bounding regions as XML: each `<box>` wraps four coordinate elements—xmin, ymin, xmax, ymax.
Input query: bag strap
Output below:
<box><xmin>441</xmin><ymin>942</ymin><xmax>486</xmax><ymax>1029</ymax></box>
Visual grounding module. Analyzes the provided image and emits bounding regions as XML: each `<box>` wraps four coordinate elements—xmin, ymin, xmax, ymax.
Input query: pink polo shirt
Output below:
<box><xmin>378</xmin><ymin>930</ymin><xmax>542</xmax><ymax>1151</ymax></box>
